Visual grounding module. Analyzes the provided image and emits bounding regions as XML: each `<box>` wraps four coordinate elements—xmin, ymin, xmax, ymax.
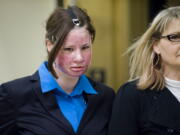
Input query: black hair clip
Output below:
<box><xmin>67</xmin><ymin>7</ymin><xmax>80</xmax><ymax>26</ymax></box>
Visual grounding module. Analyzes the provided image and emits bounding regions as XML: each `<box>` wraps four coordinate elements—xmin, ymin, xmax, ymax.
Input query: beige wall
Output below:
<box><xmin>77</xmin><ymin>0</ymin><xmax>116</xmax><ymax>88</ymax></box>
<box><xmin>0</xmin><ymin>0</ymin><xmax>56</xmax><ymax>83</ymax></box>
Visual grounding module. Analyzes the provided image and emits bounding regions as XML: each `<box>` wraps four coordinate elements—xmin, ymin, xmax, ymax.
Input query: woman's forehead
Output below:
<box><xmin>163</xmin><ymin>19</ymin><xmax>180</xmax><ymax>34</ymax></box>
<box><xmin>63</xmin><ymin>27</ymin><xmax>91</xmax><ymax>44</ymax></box>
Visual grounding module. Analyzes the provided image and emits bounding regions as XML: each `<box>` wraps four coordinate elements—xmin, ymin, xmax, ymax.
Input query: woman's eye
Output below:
<box><xmin>170</xmin><ymin>34</ymin><xmax>180</xmax><ymax>40</ymax></box>
<box><xmin>82</xmin><ymin>46</ymin><xmax>90</xmax><ymax>50</ymax></box>
<box><xmin>63</xmin><ymin>48</ymin><xmax>73</xmax><ymax>51</ymax></box>
<box><xmin>170</xmin><ymin>35</ymin><xmax>178</xmax><ymax>39</ymax></box>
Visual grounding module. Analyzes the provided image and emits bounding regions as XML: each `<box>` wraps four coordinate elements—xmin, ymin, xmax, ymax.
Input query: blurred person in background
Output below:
<box><xmin>108</xmin><ymin>6</ymin><xmax>180</xmax><ymax>135</ymax></box>
<box><xmin>0</xmin><ymin>6</ymin><xmax>114</xmax><ymax>135</ymax></box>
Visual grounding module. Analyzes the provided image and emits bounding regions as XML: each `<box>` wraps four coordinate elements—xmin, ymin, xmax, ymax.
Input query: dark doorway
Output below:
<box><xmin>149</xmin><ymin>0</ymin><xmax>167</xmax><ymax>21</ymax></box>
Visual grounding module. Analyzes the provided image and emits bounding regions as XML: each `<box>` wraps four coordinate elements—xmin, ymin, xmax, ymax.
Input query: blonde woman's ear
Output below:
<box><xmin>46</xmin><ymin>39</ymin><xmax>54</xmax><ymax>53</ymax></box>
<box><xmin>153</xmin><ymin>43</ymin><xmax>160</xmax><ymax>54</ymax></box>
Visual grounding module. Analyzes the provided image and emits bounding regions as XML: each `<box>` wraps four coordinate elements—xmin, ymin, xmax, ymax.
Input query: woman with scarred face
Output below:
<box><xmin>0</xmin><ymin>6</ymin><xmax>115</xmax><ymax>135</ymax></box>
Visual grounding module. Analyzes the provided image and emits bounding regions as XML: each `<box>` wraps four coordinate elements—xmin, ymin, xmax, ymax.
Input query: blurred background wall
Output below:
<box><xmin>0</xmin><ymin>0</ymin><xmax>56</xmax><ymax>83</ymax></box>
<box><xmin>0</xmin><ymin>0</ymin><xmax>180</xmax><ymax>91</ymax></box>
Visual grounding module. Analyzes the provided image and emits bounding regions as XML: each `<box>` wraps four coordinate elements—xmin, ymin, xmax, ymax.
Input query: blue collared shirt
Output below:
<box><xmin>38</xmin><ymin>62</ymin><xmax>97</xmax><ymax>132</ymax></box>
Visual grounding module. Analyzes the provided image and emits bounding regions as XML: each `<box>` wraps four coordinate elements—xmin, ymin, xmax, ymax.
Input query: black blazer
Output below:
<box><xmin>108</xmin><ymin>81</ymin><xmax>180</xmax><ymax>135</ymax></box>
<box><xmin>0</xmin><ymin>71</ymin><xmax>115</xmax><ymax>135</ymax></box>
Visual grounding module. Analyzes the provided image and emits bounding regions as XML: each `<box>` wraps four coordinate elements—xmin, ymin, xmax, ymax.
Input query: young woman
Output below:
<box><xmin>0</xmin><ymin>6</ymin><xmax>115</xmax><ymax>135</ymax></box>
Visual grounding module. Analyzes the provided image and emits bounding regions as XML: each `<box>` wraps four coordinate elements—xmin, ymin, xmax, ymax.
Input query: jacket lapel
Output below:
<box><xmin>149</xmin><ymin>87</ymin><xmax>180</xmax><ymax>132</ymax></box>
<box><xmin>30</xmin><ymin>71</ymin><xmax>74</xmax><ymax>134</ymax></box>
<box><xmin>77</xmin><ymin>79</ymin><xmax>102</xmax><ymax>133</ymax></box>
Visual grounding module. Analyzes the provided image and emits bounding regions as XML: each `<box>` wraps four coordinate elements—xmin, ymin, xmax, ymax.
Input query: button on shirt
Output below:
<box><xmin>38</xmin><ymin>62</ymin><xmax>97</xmax><ymax>132</ymax></box>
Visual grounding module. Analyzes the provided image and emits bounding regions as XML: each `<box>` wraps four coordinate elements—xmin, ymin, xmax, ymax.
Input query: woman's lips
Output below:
<box><xmin>71</xmin><ymin>66</ymin><xmax>86</xmax><ymax>72</ymax></box>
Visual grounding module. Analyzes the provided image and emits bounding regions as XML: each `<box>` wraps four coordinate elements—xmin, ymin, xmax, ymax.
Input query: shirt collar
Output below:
<box><xmin>38</xmin><ymin>62</ymin><xmax>97</xmax><ymax>96</ymax></box>
<box><xmin>70</xmin><ymin>74</ymin><xmax>97</xmax><ymax>96</ymax></box>
<box><xmin>38</xmin><ymin>62</ymin><xmax>58</xmax><ymax>93</ymax></box>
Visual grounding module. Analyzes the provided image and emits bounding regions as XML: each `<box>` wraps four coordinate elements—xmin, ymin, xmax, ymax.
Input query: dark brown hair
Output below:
<box><xmin>45</xmin><ymin>6</ymin><xmax>96</xmax><ymax>78</ymax></box>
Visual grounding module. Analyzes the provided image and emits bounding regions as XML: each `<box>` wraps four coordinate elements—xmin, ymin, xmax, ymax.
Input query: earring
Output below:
<box><xmin>153</xmin><ymin>53</ymin><xmax>160</xmax><ymax>68</ymax></box>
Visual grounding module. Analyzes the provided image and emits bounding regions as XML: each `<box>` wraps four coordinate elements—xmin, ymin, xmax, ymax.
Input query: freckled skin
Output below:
<box><xmin>54</xmin><ymin>27</ymin><xmax>92</xmax><ymax>78</ymax></box>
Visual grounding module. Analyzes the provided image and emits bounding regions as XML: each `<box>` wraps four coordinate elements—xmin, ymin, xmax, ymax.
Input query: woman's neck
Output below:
<box><xmin>56</xmin><ymin>75</ymin><xmax>79</xmax><ymax>94</ymax></box>
<box><xmin>53</xmin><ymin>65</ymin><xmax>79</xmax><ymax>94</ymax></box>
<box><xmin>162</xmin><ymin>64</ymin><xmax>180</xmax><ymax>81</ymax></box>
<box><xmin>164</xmin><ymin>69</ymin><xmax>180</xmax><ymax>81</ymax></box>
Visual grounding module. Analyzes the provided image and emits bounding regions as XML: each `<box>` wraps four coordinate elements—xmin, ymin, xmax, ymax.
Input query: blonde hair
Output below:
<box><xmin>128</xmin><ymin>6</ymin><xmax>180</xmax><ymax>90</ymax></box>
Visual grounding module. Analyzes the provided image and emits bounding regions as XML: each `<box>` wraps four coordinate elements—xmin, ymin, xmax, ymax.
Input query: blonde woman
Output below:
<box><xmin>108</xmin><ymin>6</ymin><xmax>180</xmax><ymax>135</ymax></box>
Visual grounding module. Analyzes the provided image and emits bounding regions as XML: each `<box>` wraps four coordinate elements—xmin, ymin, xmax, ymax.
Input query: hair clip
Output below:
<box><xmin>67</xmin><ymin>7</ymin><xmax>80</xmax><ymax>26</ymax></box>
<box><xmin>72</xmin><ymin>18</ymin><xmax>80</xmax><ymax>26</ymax></box>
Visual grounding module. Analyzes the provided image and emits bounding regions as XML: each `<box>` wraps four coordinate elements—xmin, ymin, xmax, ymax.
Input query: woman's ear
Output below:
<box><xmin>46</xmin><ymin>39</ymin><xmax>54</xmax><ymax>53</ymax></box>
<box><xmin>153</xmin><ymin>42</ymin><xmax>160</xmax><ymax>54</ymax></box>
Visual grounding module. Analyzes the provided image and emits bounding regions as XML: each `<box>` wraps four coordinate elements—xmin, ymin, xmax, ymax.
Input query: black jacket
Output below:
<box><xmin>0</xmin><ymin>71</ymin><xmax>115</xmax><ymax>135</ymax></box>
<box><xmin>108</xmin><ymin>81</ymin><xmax>180</xmax><ymax>135</ymax></box>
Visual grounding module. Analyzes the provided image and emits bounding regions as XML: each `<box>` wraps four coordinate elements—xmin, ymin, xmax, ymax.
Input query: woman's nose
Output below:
<box><xmin>73</xmin><ymin>50</ymin><xmax>84</xmax><ymax>62</ymax></box>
